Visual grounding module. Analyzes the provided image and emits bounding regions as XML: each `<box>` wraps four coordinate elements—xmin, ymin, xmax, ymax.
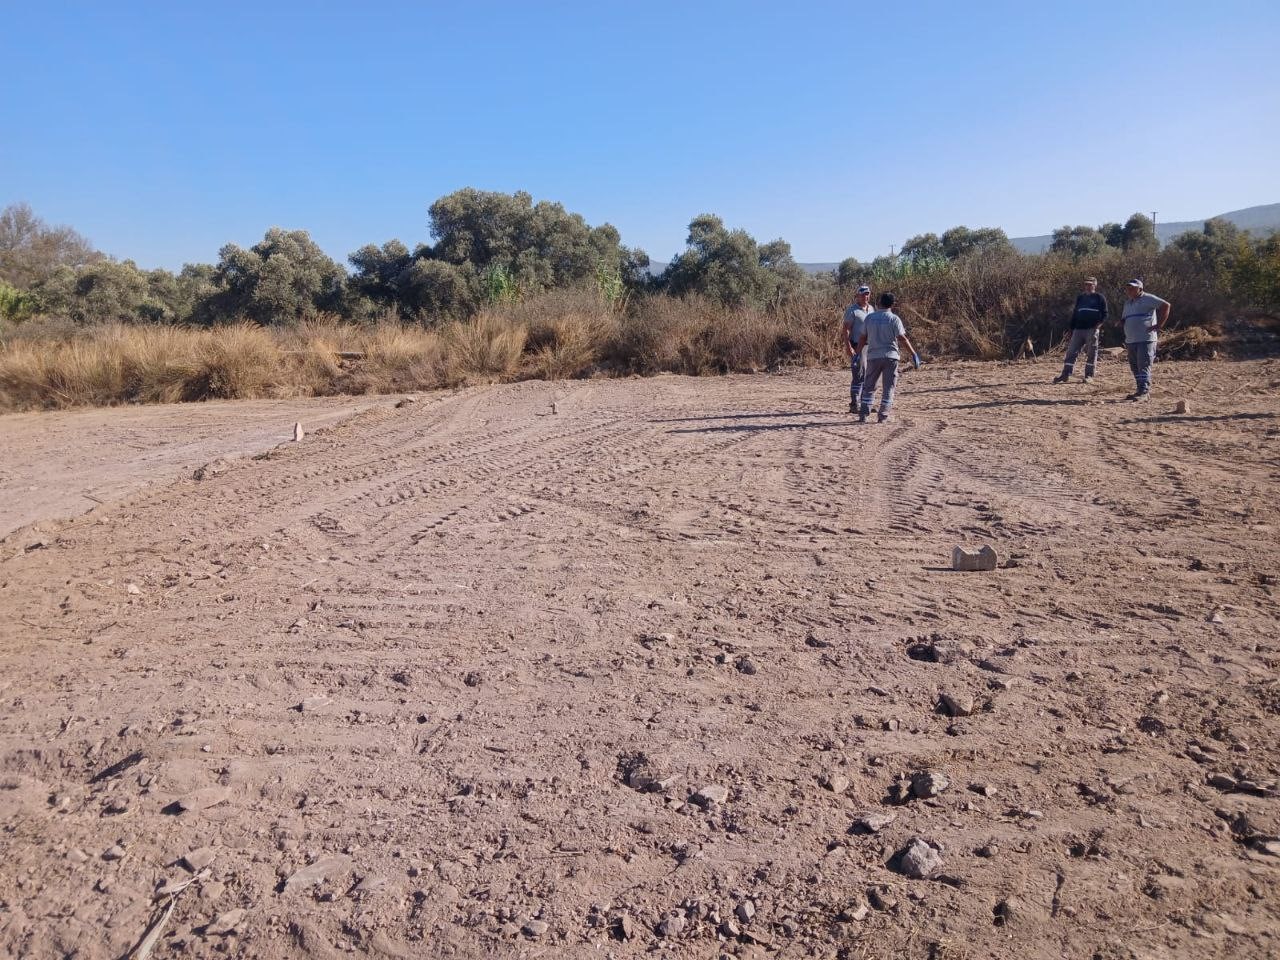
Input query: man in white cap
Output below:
<box><xmin>1119</xmin><ymin>279</ymin><xmax>1171</xmax><ymax>400</ymax></box>
<box><xmin>841</xmin><ymin>284</ymin><xmax>873</xmax><ymax>413</ymax></box>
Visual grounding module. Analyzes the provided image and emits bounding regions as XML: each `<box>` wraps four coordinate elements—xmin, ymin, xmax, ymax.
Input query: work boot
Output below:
<box><xmin>1052</xmin><ymin>372</ymin><xmax>1070</xmax><ymax>384</ymax></box>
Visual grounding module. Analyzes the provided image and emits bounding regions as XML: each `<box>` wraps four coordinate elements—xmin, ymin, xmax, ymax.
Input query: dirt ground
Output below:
<box><xmin>0</xmin><ymin>396</ymin><xmax>383</xmax><ymax>539</ymax></box>
<box><xmin>1</xmin><ymin>355</ymin><xmax>1278</xmax><ymax>960</ymax></box>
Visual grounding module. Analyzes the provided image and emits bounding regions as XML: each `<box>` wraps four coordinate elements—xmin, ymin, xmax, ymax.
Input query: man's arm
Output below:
<box><xmin>1155</xmin><ymin>301</ymin><xmax>1171</xmax><ymax>332</ymax></box>
<box><xmin>1098</xmin><ymin>295</ymin><xmax>1108</xmax><ymax>325</ymax></box>
<box><xmin>857</xmin><ymin>333</ymin><xmax>868</xmax><ymax>352</ymax></box>
<box><xmin>840</xmin><ymin>318</ymin><xmax>854</xmax><ymax>356</ymax></box>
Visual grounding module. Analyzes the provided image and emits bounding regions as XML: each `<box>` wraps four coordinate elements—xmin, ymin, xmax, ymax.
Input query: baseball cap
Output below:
<box><xmin>1083</xmin><ymin>276</ymin><xmax>1097</xmax><ymax>284</ymax></box>
<box><xmin>1126</xmin><ymin>279</ymin><xmax>1144</xmax><ymax>290</ymax></box>
<box><xmin>856</xmin><ymin>285</ymin><xmax>871</xmax><ymax>294</ymax></box>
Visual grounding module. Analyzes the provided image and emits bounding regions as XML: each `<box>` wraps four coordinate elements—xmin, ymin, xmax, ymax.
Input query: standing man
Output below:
<box><xmin>841</xmin><ymin>284</ymin><xmax>873</xmax><ymax>412</ymax></box>
<box><xmin>1119</xmin><ymin>279</ymin><xmax>1171</xmax><ymax>400</ymax></box>
<box><xmin>1053</xmin><ymin>276</ymin><xmax>1108</xmax><ymax>383</ymax></box>
<box><xmin>856</xmin><ymin>292</ymin><xmax>921</xmax><ymax>423</ymax></box>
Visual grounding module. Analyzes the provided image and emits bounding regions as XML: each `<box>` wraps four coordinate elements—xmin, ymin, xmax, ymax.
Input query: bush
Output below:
<box><xmin>189</xmin><ymin>323</ymin><xmax>284</xmax><ymax>399</ymax></box>
<box><xmin>439</xmin><ymin>312</ymin><xmax>527</xmax><ymax>385</ymax></box>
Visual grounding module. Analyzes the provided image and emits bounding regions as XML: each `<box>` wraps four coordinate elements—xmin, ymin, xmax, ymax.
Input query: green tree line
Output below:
<box><xmin>2</xmin><ymin>194</ymin><xmax>1278</xmax><ymax>329</ymax></box>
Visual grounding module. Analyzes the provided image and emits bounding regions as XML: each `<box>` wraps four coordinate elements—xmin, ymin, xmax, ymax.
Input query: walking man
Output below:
<box><xmin>841</xmin><ymin>284</ymin><xmax>873</xmax><ymax>412</ymax></box>
<box><xmin>1054</xmin><ymin>276</ymin><xmax>1107</xmax><ymax>383</ymax></box>
<box><xmin>1119</xmin><ymin>279</ymin><xmax>1171</xmax><ymax>400</ymax></box>
<box><xmin>856</xmin><ymin>292</ymin><xmax>921</xmax><ymax>423</ymax></box>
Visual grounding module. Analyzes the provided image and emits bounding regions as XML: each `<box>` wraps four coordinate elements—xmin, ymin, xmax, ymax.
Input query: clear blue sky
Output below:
<box><xmin>3</xmin><ymin>1</ymin><xmax>1277</xmax><ymax>270</ymax></box>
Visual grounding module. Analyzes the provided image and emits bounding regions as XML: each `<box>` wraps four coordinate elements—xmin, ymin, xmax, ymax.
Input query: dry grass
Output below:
<box><xmin>0</xmin><ymin>255</ymin><xmax>1239</xmax><ymax>412</ymax></box>
<box><xmin>439</xmin><ymin>312</ymin><xmax>527</xmax><ymax>386</ymax></box>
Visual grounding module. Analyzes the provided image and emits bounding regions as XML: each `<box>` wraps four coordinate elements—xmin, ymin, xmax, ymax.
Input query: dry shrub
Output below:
<box><xmin>350</xmin><ymin>324</ymin><xmax>446</xmax><ymax>393</ymax></box>
<box><xmin>188</xmin><ymin>323</ymin><xmax>283</xmax><ymax>400</ymax></box>
<box><xmin>113</xmin><ymin>325</ymin><xmax>203</xmax><ymax>403</ymax></box>
<box><xmin>771</xmin><ymin>292</ymin><xmax>845</xmax><ymax>368</ymax></box>
<box><xmin>618</xmin><ymin>295</ymin><xmax>790</xmax><ymax>375</ymax></box>
<box><xmin>523</xmin><ymin>300</ymin><xmax>620</xmax><ymax>380</ymax></box>
<box><xmin>704</xmin><ymin>307</ymin><xmax>784</xmax><ymax>372</ymax></box>
<box><xmin>1161</xmin><ymin>323</ymin><xmax>1220</xmax><ymax>359</ymax></box>
<box><xmin>0</xmin><ymin>334</ymin><xmax>129</xmax><ymax>408</ymax></box>
<box><xmin>616</xmin><ymin>295</ymin><xmax>717</xmax><ymax>374</ymax></box>
<box><xmin>440</xmin><ymin>312</ymin><xmax>526</xmax><ymax>385</ymax></box>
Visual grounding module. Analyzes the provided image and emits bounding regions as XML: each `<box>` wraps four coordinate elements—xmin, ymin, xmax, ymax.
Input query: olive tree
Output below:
<box><xmin>660</xmin><ymin>214</ymin><xmax>804</xmax><ymax>306</ymax></box>
<box><xmin>207</xmin><ymin>228</ymin><xmax>345</xmax><ymax>324</ymax></box>
<box><xmin>1050</xmin><ymin>225</ymin><xmax>1108</xmax><ymax>258</ymax></box>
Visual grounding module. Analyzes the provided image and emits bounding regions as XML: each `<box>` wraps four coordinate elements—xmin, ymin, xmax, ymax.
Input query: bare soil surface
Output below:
<box><xmin>0</xmin><ymin>396</ymin><xmax>383</xmax><ymax>539</ymax></box>
<box><xmin>2</xmin><ymin>357</ymin><xmax>1279</xmax><ymax>960</ymax></box>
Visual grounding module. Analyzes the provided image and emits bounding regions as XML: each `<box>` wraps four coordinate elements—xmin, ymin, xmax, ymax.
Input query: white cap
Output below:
<box><xmin>1127</xmin><ymin>279</ymin><xmax>1144</xmax><ymax>289</ymax></box>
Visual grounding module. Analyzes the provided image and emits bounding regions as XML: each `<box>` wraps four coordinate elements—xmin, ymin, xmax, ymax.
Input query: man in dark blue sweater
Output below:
<box><xmin>1053</xmin><ymin>277</ymin><xmax>1108</xmax><ymax>383</ymax></box>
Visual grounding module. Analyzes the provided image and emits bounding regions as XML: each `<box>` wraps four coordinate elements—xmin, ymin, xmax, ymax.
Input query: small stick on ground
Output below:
<box><xmin>123</xmin><ymin>870</ymin><xmax>206</xmax><ymax>960</ymax></box>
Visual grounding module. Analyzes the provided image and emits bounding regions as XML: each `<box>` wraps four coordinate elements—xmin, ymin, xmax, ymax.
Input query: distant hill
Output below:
<box><xmin>1008</xmin><ymin>202</ymin><xmax>1280</xmax><ymax>255</ymax></box>
<box><xmin>646</xmin><ymin>203</ymin><xmax>1279</xmax><ymax>276</ymax></box>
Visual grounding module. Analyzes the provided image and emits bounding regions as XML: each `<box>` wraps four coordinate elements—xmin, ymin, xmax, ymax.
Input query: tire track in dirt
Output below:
<box><xmin>2</xmin><ymin>362</ymin><xmax>1279</xmax><ymax>960</ymax></box>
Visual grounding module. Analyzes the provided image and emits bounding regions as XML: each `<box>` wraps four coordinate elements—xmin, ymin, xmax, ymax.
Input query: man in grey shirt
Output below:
<box><xmin>841</xmin><ymin>284</ymin><xmax>873</xmax><ymax>412</ymax></box>
<box><xmin>855</xmin><ymin>292</ymin><xmax>921</xmax><ymax>423</ymax></box>
<box><xmin>1119</xmin><ymin>279</ymin><xmax>1171</xmax><ymax>400</ymax></box>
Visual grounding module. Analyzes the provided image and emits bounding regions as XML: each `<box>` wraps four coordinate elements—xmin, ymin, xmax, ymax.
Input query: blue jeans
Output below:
<box><xmin>860</xmin><ymin>357</ymin><xmax>899</xmax><ymax>417</ymax></box>
<box><xmin>1127</xmin><ymin>341</ymin><xmax>1156</xmax><ymax>393</ymax></box>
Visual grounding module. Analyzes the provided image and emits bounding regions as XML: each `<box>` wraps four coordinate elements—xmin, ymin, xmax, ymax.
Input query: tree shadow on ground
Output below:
<box><xmin>909</xmin><ymin>380</ymin><xmax>1046</xmax><ymax>396</ymax></box>
<box><xmin>667</xmin><ymin>419</ymin><xmax>860</xmax><ymax>434</ymax></box>
<box><xmin>940</xmin><ymin>397</ymin><xmax>1093</xmax><ymax>410</ymax></box>
<box><xmin>651</xmin><ymin>411</ymin><xmax>826</xmax><ymax>424</ymax></box>
<box><xmin>1118</xmin><ymin>412</ymin><xmax>1277</xmax><ymax>425</ymax></box>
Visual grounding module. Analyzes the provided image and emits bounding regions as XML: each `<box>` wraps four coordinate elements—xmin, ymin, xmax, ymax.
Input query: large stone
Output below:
<box><xmin>951</xmin><ymin>545</ymin><xmax>998</xmax><ymax>572</ymax></box>
<box><xmin>895</xmin><ymin>838</ymin><xmax>944</xmax><ymax>878</ymax></box>
<box><xmin>910</xmin><ymin>769</ymin><xmax>951</xmax><ymax>799</ymax></box>
<box><xmin>940</xmin><ymin>691</ymin><xmax>975</xmax><ymax>717</ymax></box>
